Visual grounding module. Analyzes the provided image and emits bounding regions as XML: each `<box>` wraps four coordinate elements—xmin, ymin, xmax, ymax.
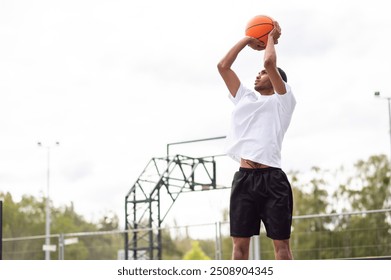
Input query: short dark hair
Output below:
<box><xmin>277</xmin><ymin>67</ymin><xmax>288</xmax><ymax>83</ymax></box>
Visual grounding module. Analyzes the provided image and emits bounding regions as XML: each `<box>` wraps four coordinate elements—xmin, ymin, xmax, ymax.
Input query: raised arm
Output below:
<box><xmin>217</xmin><ymin>37</ymin><xmax>265</xmax><ymax>97</ymax></box>
<box><xmin>263</xmin><ymin>21</ymin><xmax>286</xmax><ymax>95</ymax></box>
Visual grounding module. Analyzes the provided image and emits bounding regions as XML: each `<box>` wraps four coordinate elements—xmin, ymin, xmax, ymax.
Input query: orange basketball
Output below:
<box><xmin>245</xmin><ymin>15</ymin><xmax>274</xmax><ymax>45</ymax></box>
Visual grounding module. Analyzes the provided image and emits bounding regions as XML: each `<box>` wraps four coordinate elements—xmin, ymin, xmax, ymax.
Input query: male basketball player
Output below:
<box><xmin>217</xmin><ymin>21</ymin><xmax>296</xmax><ymax>260</ymax></box>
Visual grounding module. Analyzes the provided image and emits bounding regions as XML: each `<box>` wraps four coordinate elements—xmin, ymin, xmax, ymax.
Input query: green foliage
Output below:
<box><xmin>289</xmin><ymin>166</ymin><xmax>333</xmax><ymax>259</ymax></box>
<box><xmin>338</xmin><ymin>154</ymin><xmax>391</xmax><ymax>210</ymax></box>
<box><xmin>161</xmin><ymin>229</ymin><xmax>183</xmax><ymax>260</ymax></box>
<box><xmin>183</xmin><ymin>241</ymin><xmax>211</xmax><ymax>260</ymax></box>
<box><xmin>253</xmin><ymin>155</ymin><xmax>391</xmax><ymax>260</ymax></box>
<box><xmin>221</xmin><ymin>236</ymin><xmax>233</xmax><ymax>260</ymax></box>
<box><xmin>288</xmin><ymin>155</ymin><xmax>391</xmax><ymax>259</ymax></box>
<box><xmin>0</xmin><ymin>193</ymin><xmax>121</xmax><ymax>260</ymax></box>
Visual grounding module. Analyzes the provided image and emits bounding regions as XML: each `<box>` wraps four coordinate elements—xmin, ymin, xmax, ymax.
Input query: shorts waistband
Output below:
<box><xmin>239</xmin><ymin>167</ymin><xmax>281</xmax><ymax>173</ymax></box>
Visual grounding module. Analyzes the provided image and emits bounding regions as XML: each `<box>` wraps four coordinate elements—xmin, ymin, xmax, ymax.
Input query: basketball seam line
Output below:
<box><xmin>256</xmin><ymin>30</ymin><xmax>272</xmax><ymax>40</ymax></box>
<box><xmin>246</xmin><ymin>23</ymin><xmax>273</xmax><ymax>31</ymax></box>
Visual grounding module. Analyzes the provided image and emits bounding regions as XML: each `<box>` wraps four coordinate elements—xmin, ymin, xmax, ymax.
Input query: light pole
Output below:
<box><xmin>37</xmin><ymin>141</ymin><xmax>59</xmax><ymax>260</ymax></box>
<box><xmin>374</xmin><ymin>91</ymin><xmax>391</xmax><ymax>164</ymax></box>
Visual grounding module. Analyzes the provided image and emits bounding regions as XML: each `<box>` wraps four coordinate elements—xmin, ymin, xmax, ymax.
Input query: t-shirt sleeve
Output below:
<box><xmin>228</xmin><ymin>83</ymin><xmax>252</xmax><ymax>105</ymax></box>
<box><xmin>275</xmin><ymin>82</ymin><xmax>296</xmax><ymax>114</ymax></box>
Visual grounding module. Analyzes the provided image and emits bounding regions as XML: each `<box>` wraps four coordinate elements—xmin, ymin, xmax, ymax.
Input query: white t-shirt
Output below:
<box><xmin>226</xmin><ymin>83</ymin><xmax>296</xmax><ymax>168</ymax></box>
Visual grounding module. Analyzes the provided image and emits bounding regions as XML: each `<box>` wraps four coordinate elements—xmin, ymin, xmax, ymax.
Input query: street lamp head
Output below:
<box><xmin>37</xmin><ymin>141</ymin><xmax>60</xmax><ymax>147</ymax></box>
<box><xmin>375</xmin><ymin>91</ymin><xmax>380</xmax><ymax>97</ymax></box>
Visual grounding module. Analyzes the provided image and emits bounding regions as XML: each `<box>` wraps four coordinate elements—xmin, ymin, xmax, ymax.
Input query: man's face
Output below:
<box><xmin>254</xmin><ymin>69</ymin><xmax>272</xmax><ymax>92</ymax></box>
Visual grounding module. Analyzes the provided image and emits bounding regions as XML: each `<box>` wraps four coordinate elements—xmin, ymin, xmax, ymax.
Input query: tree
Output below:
<box><xmin>336</xmin><ymin>155</ymin><xmax>391</xmax><ymax>211</ymax></box>
<box><xmin>0</xmin><ymin>192</ymin><xmax>121</xmax><ymax>260</ymax></box>
<box><xmin>183</xmin><ymin>241</ymin><xmax>211</xmax><ymax>260</ymax></box>
<box><xmin>331</xmin><ymin>155</ymin><xmax>391</xmax><ymax>258</ymax></box>
<box><xmin>289</xmin><ymin>167</ymin><xmax>331</xmax><ymax>259</ymax></box>
<box><xmin>1</xmin><ymin>192</ymin><xmax>46</xmax><ymax>259</ymax></box>
<box><xmin>259</xmin><ymin>155</ymin><xmax>391</xmax><ymax>259</ymax></box>
<box><xmin>162</xmin><ymin>228</ymin><xmax>183</xmax><ymax>260</ymax></box>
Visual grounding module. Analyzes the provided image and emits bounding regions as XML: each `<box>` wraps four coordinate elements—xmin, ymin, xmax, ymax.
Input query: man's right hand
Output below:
<box><xmin>268</xmin><ymin>21</ymin><xmax>281</xmax><ymax>44</ymax></box>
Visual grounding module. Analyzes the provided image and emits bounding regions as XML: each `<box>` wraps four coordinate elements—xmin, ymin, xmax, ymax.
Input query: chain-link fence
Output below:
<box><xmin>2</xmin><ymin>209</ymin><xmax>391</xmax><ymax>260</ymax></box>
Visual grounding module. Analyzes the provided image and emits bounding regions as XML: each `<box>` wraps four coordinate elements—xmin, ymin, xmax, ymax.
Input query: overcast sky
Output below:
<box><xmin>1</xmin><ymin>0</ymin><xmax>391</xmax><ymax>232</ymax></box>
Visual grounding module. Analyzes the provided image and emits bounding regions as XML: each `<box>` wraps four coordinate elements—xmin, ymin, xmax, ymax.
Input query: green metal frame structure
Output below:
<box><xmin>124</xmin><ymin>153</ymin><xmax>227</xmax><ymax>260</ymax></box>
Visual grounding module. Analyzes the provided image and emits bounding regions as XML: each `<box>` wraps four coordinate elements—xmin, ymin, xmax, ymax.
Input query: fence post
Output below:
<box><xmin>0</xmin><ymin>200</ymin><xmax>3</xmax><ymax>260</ymax></box>
<box><xmin>249</xmin><ymin>236</ymin><xmax>261</xmax><ymax>260</ymax></box>
<box><xmin>58</xmin><ymin>233</ymin><xmax>64</xmax><ymax>260</ymax></box>
<box><xmin>215</xmin><ymin>221</ymin><xmax>222</xmax><ymax>260</ymax></box>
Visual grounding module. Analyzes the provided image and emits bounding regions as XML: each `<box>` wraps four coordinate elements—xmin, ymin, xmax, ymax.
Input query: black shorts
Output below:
<box><xmin>229</xmin><ymin>167</ymin><xmax>293</xmax><ymax>240</ymax></box>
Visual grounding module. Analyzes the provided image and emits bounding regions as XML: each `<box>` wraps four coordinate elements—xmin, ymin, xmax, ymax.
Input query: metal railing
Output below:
<box><xmin>2</xmin><ymin>209</ymin><xmax>391</xmax><ymax>260</ymax></box>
